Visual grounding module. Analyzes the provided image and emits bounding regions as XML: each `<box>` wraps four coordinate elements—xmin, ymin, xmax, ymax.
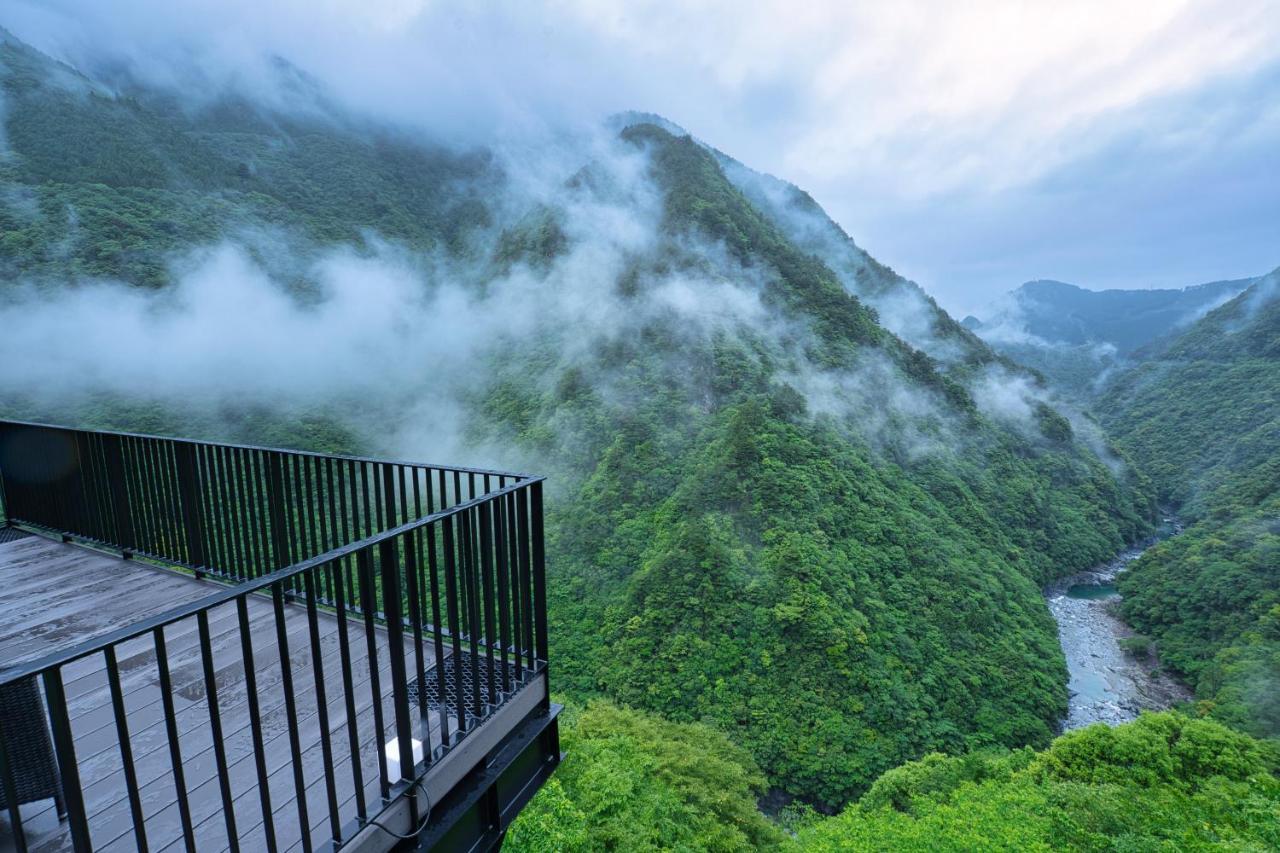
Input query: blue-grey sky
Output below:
<box><xmin>7</xmin><ymin>0</ymin><xmax>1279</xmax><ymax>316</ymax></box>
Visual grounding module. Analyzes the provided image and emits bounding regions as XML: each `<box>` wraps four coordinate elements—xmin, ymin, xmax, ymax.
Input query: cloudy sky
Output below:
<box><xmin>6</xmin><ymin>0</ymin><xmax>1279</xmax><ymax>315</ymax></box>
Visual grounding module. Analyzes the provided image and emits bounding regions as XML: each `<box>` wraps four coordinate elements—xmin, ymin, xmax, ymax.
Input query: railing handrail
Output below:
<box><xmin>0</xmin><ymin>475</ymin><xmax>544</xmax><ymax>687</ymax></box>
<box><xmin>0</xmin><ymin>420</ymin><xmax>552</xmax><ymax>851</ymax></box>
<box><xmin>0</xmin><ymin>418</ymin><xmax>534</xmax><ymax>482</ymax></box>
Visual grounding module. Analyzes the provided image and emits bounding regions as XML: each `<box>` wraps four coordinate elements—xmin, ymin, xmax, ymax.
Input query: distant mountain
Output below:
<box><xmin>1096</xmin><ymin>269</ymin><xmax>1280</xmax><ymax>738</ymax></box>
<box><xmin>979</xmin><ymin>278</ymin><xmax>1254</xmax><ymax>354</ymax></box>
<box><xmin>967</xmin><ymin>278</ymin><xmax>1255</xmax><ymax>395</ymax></box>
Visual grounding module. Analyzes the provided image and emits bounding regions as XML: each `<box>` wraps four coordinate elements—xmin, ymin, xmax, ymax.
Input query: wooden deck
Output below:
<box><xmin>0</xmin><ymin>533</ymin><xmax>466</xmax><ymax>853</ymax></box>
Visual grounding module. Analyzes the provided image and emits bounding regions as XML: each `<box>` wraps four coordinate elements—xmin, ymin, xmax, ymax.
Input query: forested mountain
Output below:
<box><xmin>1096</xmin><ymin>271</ymin><xmax>1280</xmax><ymax>739</ymax></box>
<box><xmin>6</xmin><ymin>26</ymin><xmax>1275</xmax><ymax>848</ymax></box>
<box><xmin>965</xmin><ymin>278</ymin><xmax>1254</xmax><ymax>395</ymax></box>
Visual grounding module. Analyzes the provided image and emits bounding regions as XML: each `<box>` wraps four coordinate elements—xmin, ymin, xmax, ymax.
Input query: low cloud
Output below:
<box><xmin>4</xmin><ymin>0</ymin><xmax>1278</xmax><ymax>308</ymax></box>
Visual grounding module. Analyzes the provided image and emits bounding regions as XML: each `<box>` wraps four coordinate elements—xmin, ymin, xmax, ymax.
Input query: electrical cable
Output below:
<box><xmin>365</xmin><ymin>779</ymin><xmax>434</xmax><ymax>841</ymax></box>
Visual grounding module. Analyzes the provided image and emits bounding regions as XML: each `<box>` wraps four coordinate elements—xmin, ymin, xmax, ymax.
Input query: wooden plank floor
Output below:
<box><xmin>0</xmin><ymin>534</ymin><xmax>460</xmax><ymax>853</ymax></box>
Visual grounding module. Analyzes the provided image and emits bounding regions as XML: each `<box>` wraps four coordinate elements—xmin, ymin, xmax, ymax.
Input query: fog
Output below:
<box><xmin>0</xmin><ymin>124</ymin><xmax>1022</xmax><ymax>475</ymax></box>
<box><xmin>4</xmin><ymin>0</ymin><xmax>1278</xmax><ymax>308</ymax></box>
<box><xmin>0</xmin><ymin>12</ymin><xmax>1123</xmax><ymax>479</ymax></box>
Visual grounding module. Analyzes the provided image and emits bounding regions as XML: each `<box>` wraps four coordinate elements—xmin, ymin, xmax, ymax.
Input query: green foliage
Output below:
<box><xmin>506</xmin><ymin>701</ymin><xmax>785</xmax><ymax>852</ymax></box>
<box><xmin>797</xmin><ymin>712</ymin><xmax>1280</xmax><ymax>851</ymax></box>
<box><xmin>0</xmin><ymin>30</ymin><xmax>497</xmax><ymax>288</ymax></box>
<box><xmin>1099</xmin><ymin>277</ymin><xmax>1280</xmax><ymax>739</ymax></box>
<box><xmin>1119</xmin><ymin>634</ymin><xmax>1154</xmax><ymax>658</ymax></box>
<box><xmin>510</xmin><ymin>712</ymin><xmax>1280</xmax><ymax>851</ymax></box>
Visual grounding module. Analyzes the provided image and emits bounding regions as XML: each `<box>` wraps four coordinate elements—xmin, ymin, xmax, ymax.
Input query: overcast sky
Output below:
<box><xmin>6</xmin><ymin>0</ymin><xmax>1279</xmax><ymax>316</ymax></box>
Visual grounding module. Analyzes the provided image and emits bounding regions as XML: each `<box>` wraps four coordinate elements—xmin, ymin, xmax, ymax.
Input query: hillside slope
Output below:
<box><xmin>0</xmin><ymin>31</ymin><xmax>1153</xmax><ymax>808</ymax></box>
<box><xmin>1097</xmin><ymin>271</ymin><xmax>1280</xmax><ymax>738</ymax></box>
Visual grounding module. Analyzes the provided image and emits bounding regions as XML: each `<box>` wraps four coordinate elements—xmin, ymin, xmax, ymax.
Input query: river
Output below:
<box><xmin>1046</xmin><ymin>530</ymin><xmax>1192</xmax><ymax>730</ymax></box>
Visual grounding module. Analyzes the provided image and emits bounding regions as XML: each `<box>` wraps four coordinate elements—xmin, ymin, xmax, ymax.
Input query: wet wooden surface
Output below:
<box><xmin>0</xmin><ymin>533</ymin><xmax>452</xmax><ymax>853</ymax></box>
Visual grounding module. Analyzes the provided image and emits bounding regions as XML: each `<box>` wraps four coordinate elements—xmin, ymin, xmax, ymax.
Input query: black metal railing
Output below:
<box><xmin>0</xmin><ymin>421</ymin><xmax>549</xmax><ymax>852</ymax></box>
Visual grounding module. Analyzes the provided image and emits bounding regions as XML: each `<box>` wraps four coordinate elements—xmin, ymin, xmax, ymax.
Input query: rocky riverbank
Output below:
<box><xmin>1047</xmin><ymin>539</ymin><xmax>1192</xmax><ymax>730</ymax></box>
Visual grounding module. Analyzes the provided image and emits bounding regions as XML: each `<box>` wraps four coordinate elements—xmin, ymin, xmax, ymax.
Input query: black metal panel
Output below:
<box><xmin>407</xmin><ymin>704</ymin><xmax>563</xmax><ymax>853</ymax></box>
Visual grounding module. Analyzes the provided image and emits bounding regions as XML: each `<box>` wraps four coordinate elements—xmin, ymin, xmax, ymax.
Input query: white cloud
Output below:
<box><xmin>3</xmin><ymin>0</ymin><xmax>1278</xmax><ymax>306</ymax></box>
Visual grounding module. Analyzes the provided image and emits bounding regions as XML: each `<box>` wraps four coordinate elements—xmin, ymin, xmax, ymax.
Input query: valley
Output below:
<box><xmin>0</xmin><ymin>21</ymin><xmax>1277</xmax><ymax>851</ymax></box>
<box><xmin>1048</xmin><ymin>533</ymin><xmax>1191</xmax><ymax>730</ymax></box>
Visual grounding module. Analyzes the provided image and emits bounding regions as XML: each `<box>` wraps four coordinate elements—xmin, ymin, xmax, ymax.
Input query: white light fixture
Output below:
<box><xmin>384</xmin><ymin>737</ymin><xmax>425</xmax><ymax>779</ymax></box>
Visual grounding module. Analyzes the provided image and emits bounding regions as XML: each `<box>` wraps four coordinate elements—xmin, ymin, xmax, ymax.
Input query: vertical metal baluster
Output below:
<box><xmin>373</xmin><ymin>464</ymin><xmax>386</xmax><ymax>533</ymax></box>
<box><xmin>124</xmin><ymin>438</ymin><xmax>148</xmax><ymax>555</ymax></box>
<box><xmin>412</xmin><ymin>470</ymin><xmax>427</xmax><ymax>622</ymax></box>
<box><xmin>272</xmin><ymin>584</ymin><xmax>312</xmax><ymax>852</ymax></box>
<box><xmin>198</xmin><ymin>610</ymin><xmax>240</xmax><ymax>851</ymax></box>
<box><xmin>217</xmin><ymin>445</ymin><xmax>241</xmax><ymax>578</ymax></box>
<box><xmin>138</xmin><ymin>438</ymin><xmax>160</xmax><ymax>555</ymax></box>
<box><xmin>82</xmin><ymin>433</ymin><xmax>104</xmax><ymax>542</ymax></box>
<box><xmin>236</xmin><ymin>596</ymin><xmax>278</xmax><ymax>853</ymax></box>
<box><xmin>517</xmin><ymin>488</ymin><xmax>535</xmax><ymax>671</ymax></box>
<box><xmin>199</xmin><ymin>445</ymin><xmax>225</xmax><ymax>575</ymax></box>
<box><xmin>230</xmin><ymin>449</ymin><xmax>253</xmax><ymax>578</ymax></box>
<box><xmin>302</xmin><ymin>456</ymin><xmax>319</xmax><ymax>561</ymax></box>
<box><xmin>162</xmin><ymin>441</ymin><xmax>184</xmax><ymax>561</ymax></box>
<box><xmin>43</xmin><ymin>669</ymin><xmax>92</xmax><ymax>852</ymax></box>
<box><xmin>381</xmin><ymin>537</ymin><xmax>417</xmax><ymax>824</ymax></box>
<box><xmin>194</xmin><ymin>445</ymin><xmax>220</xmax><ymax>571</ymax></box>
<box><xmin>105</xmin><ymin>646</ymin><xmax>149</xmax><ymax>852</ymax></box>
<box><xmin>104</xmin><ymin>433</ymin><xmax>135</xmax><ymax>555</ymax></box>
<box><xmin>532</xmin><ymin>480</ymin><xmax>549</xmax><ymax>668</ymax></box>
<box><xmin>360</xmin><ymin>463</ymin><xmax>373</xmax><ymax>539</ymax></box>
<box><xmin>465</xmin><ymin>508</ymin><xmax>483</xmax><ymax>720</ymax></box>
<box><xmin>217</xmin><ymin>445</ymin><xmax>238</xmax><ymax>577</ymax></box>
<box><xmin>267</xmin><ymin>453</ymin><xmax>290</xmax><ymax>571</ymax></box>
<box><xmin>330</xmin><ymin>558</ymin><xmax>367</xmax><ymax>822</ymax></box>
<box><xmin>401</xmin><ymin>531</ymin><xmax>430</xmax><ymax>755</ymax></box>
<box><xmin>245</xmin><ymin>451</ymin><xmax>269</xmax><ymax>579</ymax></box>
<box><xmin>479</xmin><ymin>500</ymin><xmax>498</xmax><ymax>707</ymax></box>
<box><xmin>303</xmin><ymin>568</ymin><xmax>343</xmax><ymax>844</ymax></box>
<box><xmin>228</xmin><ymin>446</ymin><xmax>245</xmax><ymax>575</ymax></box>
<box><xmin>153</xmin><ymin>627</ymin><xmax>196</xmax><ymax>851</ymax></box>
<box><xmin>282</xmin><ymin>458</ymin><xmax>301</xmax><ymax>593</ymax></box>
<box><xmin>493</xmin><ymin>494</ymin><xmax>512</xmax><ymax>694</ymax></box>
<box><xmin>442</xmin><ymin>515</ymin><xmax>467</xmax><ymax>734</ymax></box>
<box><xmin>175</xmin><ymin>442</ymin><xmax>205</xmax><ymax>572</ymax></box>
<box><xmin>340</xmin><ymin>463</ymin><xmax>357</xmax><ymax>607</ymax></box>
<box><xmin>317</xmin><ymin>461</ymin><xmax>332</xmax><ymax>599</ymax></box>
<box><xmin>506</xmin><ymin>491</ymin><xmax>523</xmax><ymax>681</ymax></box>
<box><xmin>425</xmin><ymin>522</ymin><xmax>450</xmax><ymax>746</ymax></box>
<box><xmin>358</xmin><ymin>549</ymin><xmax>390</xmax><ymax>800</ymax></box>
<box><xmin>290</xmin><ymin>455</ymin><xmax>307</xmax><ymax>560</ymax></box>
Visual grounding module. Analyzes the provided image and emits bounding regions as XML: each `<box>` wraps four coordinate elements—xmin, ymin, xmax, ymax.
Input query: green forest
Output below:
<box><xmin>1097</xmin><ymin>279</ymin><xmax>1280</xmax><ymax>741</ymax></box>
<box><xmin>509</xmin><ymin>704</ymin><xmax>1280</xmax><ymax>852</ymax></box>
<box><xmin>1</xmin><ymin>26</ymin><xmax>1277</xmax><ymax>849</ymax></box>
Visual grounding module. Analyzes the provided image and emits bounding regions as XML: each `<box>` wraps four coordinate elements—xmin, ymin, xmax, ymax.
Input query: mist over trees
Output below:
<box><xmin>1</xmin><ymin>20</ymin><xmax>1277</xmax><ymax>851</ymax></box>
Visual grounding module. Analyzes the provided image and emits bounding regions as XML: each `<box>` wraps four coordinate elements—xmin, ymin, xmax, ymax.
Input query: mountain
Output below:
<box><xmin>1095</xmin><ymin>271</ymin><xmax>1280</xmax><ymax>739</ymax></box>
<box><xmin>976</xmin><ymin>278</ymin><xmax>1254</xmax><ymax>354</ymax></box>
<box><xmin>967</xmin><ymin>278</ymin><xmax>1255</xmax><ymax>395</ymax></box>
<box><xmin>0</xmin><ymin>27</ymin><xmax>1156</xmax><ymax>815</ymax></box>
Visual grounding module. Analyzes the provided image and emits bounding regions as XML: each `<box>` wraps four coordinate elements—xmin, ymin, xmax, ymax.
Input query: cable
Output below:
<box><xmin>365</xmin><ymin>779</ymin><xmax>434</xmax><ymax>841</ymax></box>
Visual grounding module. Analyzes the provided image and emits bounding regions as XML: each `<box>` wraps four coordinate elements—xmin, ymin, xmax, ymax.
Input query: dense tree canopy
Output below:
<box><xmin>1098</xmin><ymin>276</ymin><xmax>1280</xmax><ymax>740</ymax></box>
